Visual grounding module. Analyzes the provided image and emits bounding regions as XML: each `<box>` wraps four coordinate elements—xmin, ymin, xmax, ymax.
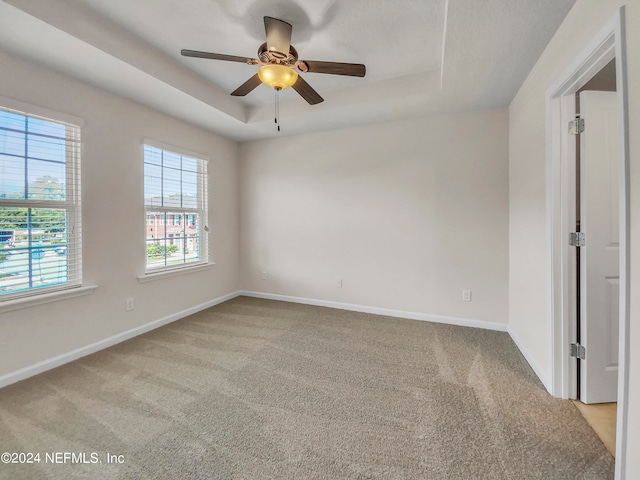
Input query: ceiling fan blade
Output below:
<box><xmin>292</xmin><ymin>76</ymin><xmax>324</xmax><ymax>105</ymax></box>
<box><xmin>230</xmin><ymin>74</ymin><xmax>262</xmax><ymax>96</ymax></box>
<box><xmin>181</xmin><ymin>49</ymin><xmax>255</xmax><ymax>64</ymax></box>
<box><xmin>264</xmin><ymin>16</ymin><xmax>292</xmax><ymax>56</ymax></box>
<box><xmin>301</xmin><ymin>60</ymin><xmax>366</xmax><ymax>77</ymax></box>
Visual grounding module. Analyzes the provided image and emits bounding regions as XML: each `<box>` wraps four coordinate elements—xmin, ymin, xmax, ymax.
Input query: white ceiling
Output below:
<box><xmin>0</xmin><ymin>0</ymin><xmax>576</xmax><ymax>142</ymax></box>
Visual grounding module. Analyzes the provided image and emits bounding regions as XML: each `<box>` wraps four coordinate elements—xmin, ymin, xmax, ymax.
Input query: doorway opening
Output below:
<box><xmin>569</xmin><ymin>60</ymin><xmax>619</xmax><ymax>455</ymax></box>
<box><xmin>546</xmin><ymin>7</ymin><xmax>629</xmax><ymax>477</ymax></box>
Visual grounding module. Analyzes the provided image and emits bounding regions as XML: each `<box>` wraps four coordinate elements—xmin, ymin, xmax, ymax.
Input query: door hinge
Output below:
<box><xmin>571</xmin><ymin>343</ymin><xmax>586</xmax><ymax>360</ymax></box>
<box><xmin>569</xmin><ymin>232</ymin><xmax>585</xmax><ymax>247</ymax></box>
<box><xmin>569</xmin><ymin>117</ymin><xmax>585</xmax><ymax>135</ymax></box>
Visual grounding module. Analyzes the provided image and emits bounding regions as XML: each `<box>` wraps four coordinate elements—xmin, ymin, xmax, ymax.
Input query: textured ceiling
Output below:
<box><xmin>0</xmin><ymin>0</ymin><xmax>576</xmax><ymax>142</ymax></box>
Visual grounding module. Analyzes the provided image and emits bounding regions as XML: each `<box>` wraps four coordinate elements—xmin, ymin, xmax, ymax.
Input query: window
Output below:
<box><xmin>143</xmin><ymin>144</ymin><xmax>207</xmax><ymax>272</ymax></box>
<box><xmin>0</xmin><ymin>106</ymin><xmax>82</xmax><ymax>300</ymax></box>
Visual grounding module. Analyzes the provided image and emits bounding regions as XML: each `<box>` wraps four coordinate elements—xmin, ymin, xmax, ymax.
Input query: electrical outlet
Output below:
<box><xmin>462</xmin><ymin>290</ymin><xmax>472</xmax><ymax>302</ymax></box>
<box><xmin>261</xmin><ymin>271</ymin><xmax>268</xmax><ymax>280</ymax></box>
<box><xmin>126</xmin><ymin>297</ymin><xmax>135</xmax><ymax>311</ymax></box>
<box><xmin>337</xmin><ymin>279</ymin><xmax>343</xmax><ymax>288</ymax></box>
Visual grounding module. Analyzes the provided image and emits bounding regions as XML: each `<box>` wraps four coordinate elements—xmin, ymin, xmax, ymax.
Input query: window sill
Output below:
<box><xmin>0</xmin><ymin>285</ymin><xmax>98</xmax><ymax>314</ymax></box>
<box><xmin>137</xmin><ymin>262</ymin><xmax>215</xmax><ymax>284</ymax></box>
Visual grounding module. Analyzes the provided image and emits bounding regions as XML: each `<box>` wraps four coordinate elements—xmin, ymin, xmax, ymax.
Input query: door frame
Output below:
<box><xmin>546</xmin><ymin>6</ymin><xmax>629</xmax><ymax>476</ymax></box>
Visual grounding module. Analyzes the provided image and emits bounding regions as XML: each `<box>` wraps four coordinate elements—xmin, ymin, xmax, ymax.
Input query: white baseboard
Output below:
<box><xmin>508</xmin><ymin>326</ymin><xmax>550</xmax><ymax>392</ymax></box>
<box><xmin>0</xmin><ymin>290</ymin><xmax>242</xmax><ymax>389</ymax></box>
<box><xmin>239</xmin><ymin>290</ymin><xmax>509</xmax><ymax>332</ymax></box>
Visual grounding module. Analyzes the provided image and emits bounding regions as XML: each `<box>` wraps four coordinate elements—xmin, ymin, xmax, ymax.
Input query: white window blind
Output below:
<box><xmin>0</xmin><ymin>106</ymin><xmax>82</xmax><ymax>300</ymax></box>
<box><xmin>143</xmin><ymin>144</ymin><xmax>208</xmax><ymax>273</ymax></box>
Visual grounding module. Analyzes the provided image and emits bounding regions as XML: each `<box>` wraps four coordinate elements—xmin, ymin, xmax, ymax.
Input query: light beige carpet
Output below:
<box><xmin>0</xmin><ymin>296</ymin><xmax>614</xmax><ymax>479</ymax></box>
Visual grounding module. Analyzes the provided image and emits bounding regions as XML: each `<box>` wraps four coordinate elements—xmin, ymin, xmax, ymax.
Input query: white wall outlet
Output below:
<box><xmin>462</xmin><ymin>290</ymin><xmax>472</xmax><ymax>302</ymax></box>
<box><xmin>126</xmin><ymin>297</ymin><xmax>135</xmax><ymax>311</ymax></box>
<box><xmin>261</xmin><ymin>270</ymin><xmax>267</xmax><ymax>280</ymax></box>
<box><xmin>337</xmin><ymin>279</ymin><xmax>343</xmax><ymax>288</ymax></box>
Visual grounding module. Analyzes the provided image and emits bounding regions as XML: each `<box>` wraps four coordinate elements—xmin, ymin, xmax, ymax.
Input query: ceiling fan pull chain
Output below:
<box><xmin>275</xmin><ymin>87</ymin><xmax>281</xmax><ymax>132</ymax></box>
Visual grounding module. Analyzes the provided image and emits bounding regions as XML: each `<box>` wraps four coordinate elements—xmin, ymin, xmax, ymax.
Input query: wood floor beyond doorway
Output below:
<box><xmin>572</xmin><ymin>401</ymin><xmax>617</xmax><ymax>456</ymax></box>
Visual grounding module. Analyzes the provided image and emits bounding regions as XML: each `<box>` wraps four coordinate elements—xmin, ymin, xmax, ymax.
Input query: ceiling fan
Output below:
<box><xmin>181</xmin><ymin>16</ymin><xmax>366</xmax><ymax>106</ymax></box>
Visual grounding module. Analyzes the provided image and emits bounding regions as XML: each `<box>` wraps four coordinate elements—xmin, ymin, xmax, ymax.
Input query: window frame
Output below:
<box><xmin>142</xmin><ymin>140</ymin><xmax>209</xmax><ymax>276</ymax></box>
<box><xmin>0</xmin><ymin>97</ymin><xmax>84</xmax><ymax>303</ymax></box>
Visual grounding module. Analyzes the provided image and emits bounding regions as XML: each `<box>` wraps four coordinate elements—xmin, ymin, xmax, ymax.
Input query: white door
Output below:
<box><xmin>579</xmin><ymin>90</ymin><xmax>619</xmax><ymax>404</ymax></box>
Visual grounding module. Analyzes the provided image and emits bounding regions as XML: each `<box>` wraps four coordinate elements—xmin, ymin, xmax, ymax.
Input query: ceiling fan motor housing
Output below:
<box><xmin>258</xmin><ymin>42</ymin><xmax>298</xmax><ymax>65</ymax></box>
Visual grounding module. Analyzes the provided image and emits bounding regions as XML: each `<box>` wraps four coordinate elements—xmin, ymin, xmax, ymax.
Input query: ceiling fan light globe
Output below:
<box><xmin>258</xmin><ymin>64</ymin><xmax>298</xmax><ymax>90</ymax></box>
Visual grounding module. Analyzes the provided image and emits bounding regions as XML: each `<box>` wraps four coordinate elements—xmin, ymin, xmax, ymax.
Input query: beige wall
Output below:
<box><xmin>509</xmin><ymin>0</ymin><xmax>639</xmax><ymax>474</ymax></box>
<box><xmin>0</xmin><ymin>52</ymin><xmax>240</xmax><ymax>377</ymax></box>
<box><xmin>239</xmin><ymin>109</ymin><xmax>509</xmax><ymax>325</ymax></box>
